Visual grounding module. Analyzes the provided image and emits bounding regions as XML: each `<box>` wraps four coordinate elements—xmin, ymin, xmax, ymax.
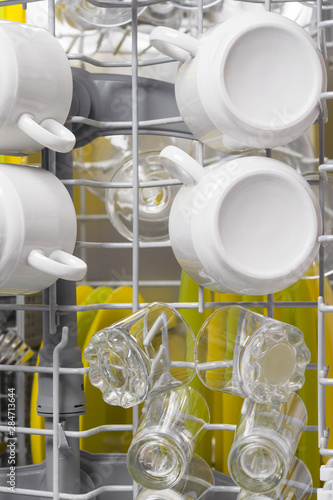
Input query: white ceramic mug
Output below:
<box><xmin>0</xmin><ymin>163</ymin><xmax>87</xmax><ymax>294</ymax></box>
<box><xmin>160</xmin><ymin>146</ymin><xmax>322</xmax><ymax>295</ymax></box>
<box><xmin>150</xmin><ymin>12</ymin><xmax>327</xmax><ymax>153</ymax></box>
<box><xmin>0</xmin><ymin>20</ymin><xmax>76</xmax><ymax>155</ymax></box>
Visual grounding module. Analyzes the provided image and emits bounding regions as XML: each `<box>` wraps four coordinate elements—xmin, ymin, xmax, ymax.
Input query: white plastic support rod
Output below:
<box><xmin>161</xmin><ymin>312</ymin><xmax>171</xmax><ymax>370</ymax></box>
<box><xmin>0</xmin><ymin>364</ymin><xmax>87</xmax><ymax>374</ymax></box>
<box><xmin>212</xmin><ymin>486</ymin><xmax>241</xmax><ymax>493</ymax></box>
<box><xmin>52</xmin><ymin>326</ymin><xmax>69</xmax><ymax>500</ymax></box>
<box><xmin>320</xmin><ymin>303</ymin><xmax>333</xmax><ymax>313</ymax></box>
<box><xmin>198</xmin><ymin>285</ymin><xmax>204</xmax><ymax>314</ymax></box>
<box><xmin>319</xmin><ymin>236</ymin><xmax>333</xmax><ymax>243</ymax></box>
<box><xmin>143</xmin><ymin>312</ymin><xmax>172</xmax><ymax>375</ymax></box>
<box><xmin>148</xmin><ymin>345</ymin><xmax>165</xmax><ymax>383</ymax></box>
<box><xmin>68</xmin><ymin>115</ymin><xmax>184</xmax><ymax>129</ymax></box>
<box><xmin>131</xmin><ymin>2</ymin><xmax>140</xmax><ymax>495</ymax></box>
<box><xmin>49</xmin><ymin>283</ymin><xmax>57</xmax><ymax>336</ymax></box>
<box><xmin>196</xmin><ymin>360</ymin><xmax>234</xmax><ymax>371</ymax></box>
<box><xmin>15</xmin><ymin>294</ymin><xmax>26</xmax><ymax>466</ymax></box>
<box><xmin>170</xmin><ymin>361</ymin><xmax>196</xmax><ymax>369</ymax></box>
<box><xmin>206</xmin><ymin>424</ymin><xmax>237</xmax><ymax>431</ymax></box>
<box><xmin>319</xmin><ymin>378</ymin><xmax>333</xmax><ymax>386</ymax></box>
<box><xmin>319</xmin><ymin>92</ymin><xmax>333</xmax><ymax>123</ymax></box>
<box><xmin>143</xmin><ymin>313</ymin><xmax>167</xmax><ymax>347</ymax></box>
<box><xmin>319</xmin><ymin>163</ymin><xmax>333</xmax><ymax>172</ymax></box>
<box><xmin>319</xmin><ymin>296</ymin><xmax>327</xmax><ymax>449</ymax></box>
<box><xmin>320</xmin><ymin>428</ymin><xmax>331</xmax><ymax>456</ymax></box>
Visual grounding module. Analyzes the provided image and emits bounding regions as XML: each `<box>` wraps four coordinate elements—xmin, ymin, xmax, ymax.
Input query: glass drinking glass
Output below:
<box><xmin>105</xmin><ymin>149</ymin><xmax>181</xmax><ymax>242</ymax></box>
<box><xmin>195</xmin><ymin>306</ymin><xmax>311</xmax><ymax>404</ymax></box>
<box><xmin>139</xmin><ymin>2</ymin><xmax>183</xmax><ymax>29</ymax></box>
<box><xmin>137</xmin><ymin>455</ymin><xmax>215</xmax><ymax>499</ymax></box>
<box><xmin>127</xmin><ymin>386</ymin><xmax>210</xmax><ymax>490</ymax></box>
<box><xmin>170</xmin><ymin>0</ymin><xmax>222</xmax><ymax>11</ymax></box>
<box><xmin>237</xmin><ymin>456</ymin><xmax>312</xmax><ymax>500</ymax></box>
<box><xmin>56</xmin><ymin>0</ymin><xmax>146</xmax><ymax>29</ymax></box>
<box><xmin>228</xmin><ymin>393</ymin><xmax>307</xmax><ymax>493</ymax></box>
<box><xmin>84</xmin><ymin>302</ymin><xmax>195</xmax><ymax>408</ymax></box>
<box><xmin>203</xmin><ymin>0</ymin><xmax>316</xmax><ymax>35</ymax></box>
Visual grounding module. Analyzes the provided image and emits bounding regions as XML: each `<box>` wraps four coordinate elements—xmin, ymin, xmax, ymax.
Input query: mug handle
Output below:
<box><xmin>27</xmin><ymin>249</ymin><xmax>87</xmax><ymax>281</ymax></box>
<box><xmin>150</xmin><ymin>27</ymin><xmax>199</xmax><ymax>63</ymax></box>
<box><xmin>17</xmin><ymin>113</ymin><xmax>76</xmax><ymax>153</ymax></box>
<box><xmin>160</xmin><ymin>146</ymin><xmax>203</xmax><ymax>185</ymax></box>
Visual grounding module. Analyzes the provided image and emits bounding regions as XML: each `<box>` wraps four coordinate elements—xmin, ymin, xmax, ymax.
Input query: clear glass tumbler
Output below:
<box><xmin>237</xmin><ymin>456</ymin><xmax>312</xmax><ymax>500</ymax></box>
<box><xmin>228</xmin><ymin>393</ymin><xmax>307</xmax><ymax>493</ymax></box>
<box><xmin>57</xmin><ymin>0</ymin><xmax>146</xmax><ymax>29</ymax></box>
<box><xmin>137</xmin><ymin>455</ymin><xmax>215</xmax><ymax>499</ymax></box>
<box><xmin>84</xmin><ymin>302</ymin><xmax>195</xmax><ymax>408</ymax></box>
<box><xmin>105</xmin><ymin>149</ymin><xmax>181</xmax><ymax>242</ymax></box>
<box><xmin>195</xmin><ymin>306</ymin><xmax>311</xmax><ymax>404</ymax></box>
<box><xmin>127</xmin><ymin>386</ymin><xmax>210</xmax><ymax>490</ymax></box>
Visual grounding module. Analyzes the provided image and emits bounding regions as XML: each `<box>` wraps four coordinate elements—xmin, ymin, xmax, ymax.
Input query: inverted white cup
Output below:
<box><xmin>0</xmin><ymin>163</ymin><xmax>87</xmax><ymax>294</ymax></box>
<box><xmin>160</xmin><ymin>146</ymin><xmax>322</xmax><ymax>295</ymax></box>
<box><xmin>150</xmin><ymin>12</ymin><xmax>327</xmax><ymax>153</ymax></box>
<box><xmin>0</xmin><ymin>20</ymin><xmax>76</xmax><ymax>155</ymax></box>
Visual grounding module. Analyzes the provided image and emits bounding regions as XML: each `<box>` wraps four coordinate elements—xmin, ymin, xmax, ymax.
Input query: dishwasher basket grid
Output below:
<box><xmin>0</xmin><ymin>0</ymin><xmax>332</xmax><ymax>498</ymax></box>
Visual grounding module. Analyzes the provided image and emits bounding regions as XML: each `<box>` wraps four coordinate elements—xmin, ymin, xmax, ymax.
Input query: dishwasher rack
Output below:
<box><xmin>0</xmin><ymin>0</ymin><xmax>332</xmax><ymax>498</ymax></box>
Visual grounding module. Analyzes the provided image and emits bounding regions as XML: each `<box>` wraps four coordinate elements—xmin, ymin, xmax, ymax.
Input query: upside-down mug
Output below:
<box><xmin>0</xmin><ymin>20</ymin><xmax>76</xmax><ymax>154</ymax></box>
<box><xmin>150</xmin><ymin>12</ymin><xmax>327</xmax><ymax>153</ymax></box>
<box><xmin>0</xmin><ymin>163</ymin><xmax>87</xmax><ymax>294</ymax></box>
<box><xmin>160</xmin><ymin>146</ymin><xmax>322</xmax><ymax>295</ymax></box>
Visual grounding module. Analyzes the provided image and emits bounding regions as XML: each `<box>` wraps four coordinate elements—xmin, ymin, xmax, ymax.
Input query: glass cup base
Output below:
<box><xmin>84</xmin><ymin>327</ymin><xmax>149</xmax><ymax>408</ymax></box>
<box><xmin>240</xmin><ymin>324</ymin><xmax>311</xmax><ymax>404</ymax></box>
<box><xmin>228</xmin><ymin>434</ymin><xmax>287</xmax><ymax>493</ymax></box>
<box><xmin>127</xmin><ymin>433</ymin><xmax>188</xmax><ymax>490</ymax></box>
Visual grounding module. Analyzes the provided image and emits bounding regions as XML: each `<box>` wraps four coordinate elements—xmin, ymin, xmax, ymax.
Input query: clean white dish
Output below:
<box><xmin>0</xmin><ymin>163</ymin><xmax>87</xmax><ymax>295</ymax></box>
<box><xmin>160</xmin><ymin>146</ymin><xmax>322</xmax><ymax>295</ymax></box>
<box><xmin>150</xmin><ymin>12</ymin><xmax>327</xmax><ymax>153</ymax></box>
<box><xmin>0</xmin><ymin>20</ymin><xmax>75</xmax><ymax>154</ymax></box>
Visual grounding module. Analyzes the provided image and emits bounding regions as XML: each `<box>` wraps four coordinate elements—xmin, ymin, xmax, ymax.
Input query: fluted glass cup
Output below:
<box><xmin>56</xmin><ymin>0</ymin><xmax>146</xmax><ymax>29</ymax></box>
<box><xmin>195</xmin><ymin>306</ymin><xmax>311</xmax><ymax>404</ymax></box>
<box><xmin>237</xmin><ymin>456</ymin><xmax>312</xmax><ymax>500</ymax></box>
<box><xmin>137</xmin><ymin>455</ymin><xmax>214</xmax><ymax>499</ymax></box>
<box><xmin>84</xmin><ymin>302</ymin><xmax>195</xmax><ymax>408</ymax></box>
<box><xmin>127</xmin><ymin>386</ymin><xmax>210</xmax><ymax>490</ymax></box>
<box><xmin>228</xmin><ymin>393</ymin><xmax>307</xmax><ymax>493</ymax></box>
